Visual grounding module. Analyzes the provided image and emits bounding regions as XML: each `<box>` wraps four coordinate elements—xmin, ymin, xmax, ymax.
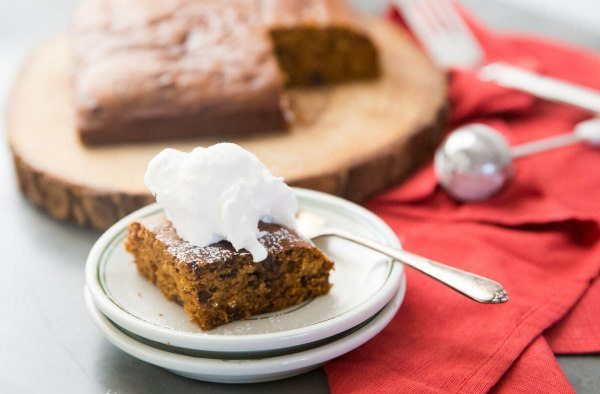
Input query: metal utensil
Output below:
<box><xmin>511</xmin><ymin>117</ymin><xmax>600</xmax><ymax>157</ymax></box>
<box><xmin>394</xmin><ymin>0</ymin><xmax>484</xmax><ymax>69</ymax></box>
<box><xmin>434</xmin><ymin>118</ymin><xmax>600</xmax><ymax>201</ymax></box>
<box><xmin>395</xmin><ymin>0</ymin><xmax>600</xmax><ymax>114</ymax></box>
<box><xmin>296</xmin><ymin>210</ymin><xmax>509</xmax><ymax>304</ymax></box>
<box><xmin>479</xmin><ymin>63</ymin><xmax>600</xmax><ymax>114</ymax></box>
<box><xmin>434</xmin><ymin>124</ymin><xmax>514</xmax><ymax>202</ymax></box>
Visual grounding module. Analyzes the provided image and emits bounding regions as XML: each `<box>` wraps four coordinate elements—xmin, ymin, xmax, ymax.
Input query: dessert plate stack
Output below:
<box><xmin>84</xmin><ymin>189</ymin><xmax>406</xmax><ymax>383</ymax></box>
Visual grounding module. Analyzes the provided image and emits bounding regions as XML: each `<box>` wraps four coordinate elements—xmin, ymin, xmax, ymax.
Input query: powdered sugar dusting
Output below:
<box><xmin>167</xmin><ymin>242</ymin><xmax>235</xmax><ymax>265</ymax></box>
<box><xmin>258</xmin><ymin>226</ymin><xmax>309</xmax><ymax>255</ymax></box>
<box><xmin>142</xmin><ymin>215</ymin><xmax>309</xmax><ymax>266</ymax></box>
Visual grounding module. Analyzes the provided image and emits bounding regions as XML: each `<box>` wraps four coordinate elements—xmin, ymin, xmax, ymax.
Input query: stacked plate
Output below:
<box><xmin>84</xmin><ymin>189</ymin><xmax>406</xmax><ymax>384</ymax></box>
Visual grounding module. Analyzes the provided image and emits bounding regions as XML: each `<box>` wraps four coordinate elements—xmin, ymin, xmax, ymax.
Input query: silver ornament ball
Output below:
<box><xmin>434</xmin><ymin>124</ymin><xmax>514</xmax><ymax>202</ymax></box>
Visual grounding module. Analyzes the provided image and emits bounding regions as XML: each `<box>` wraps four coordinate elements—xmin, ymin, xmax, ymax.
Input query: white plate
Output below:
<box><xmin>85</xmin><ymin>188</ymin><xmax>404</xmax><ymax>353</ymax></box>
<box><xmin>85</xmin><ymin>280</ymin><xmax>406</xmax><ymax>384</ymax></box>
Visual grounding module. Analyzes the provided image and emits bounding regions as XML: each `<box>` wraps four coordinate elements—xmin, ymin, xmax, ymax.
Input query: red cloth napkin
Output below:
<box><xmin>324</xmin><ymin>7</ymin><xmax>600</xmax><ymax>393</ymax></box>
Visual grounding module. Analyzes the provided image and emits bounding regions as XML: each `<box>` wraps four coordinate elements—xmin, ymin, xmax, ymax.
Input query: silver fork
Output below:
<box><xmin>395</xmin><ymin>0</ymin><xmax>600</xmax><ymax>113</ymax></box>
<box><xmin>395</xmin><ymin>0</ymin><xmax>483</xmax><ymax>69</ymax></box>
<box><xmin>297</xmin><ymin>210</ymin><xmax>509</xmax><ymax>304</ymax></box>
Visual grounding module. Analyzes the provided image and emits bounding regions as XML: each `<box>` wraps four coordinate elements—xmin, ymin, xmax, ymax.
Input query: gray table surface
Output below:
<box><xmin>1</xmin><ymin>1</ymin><xmax>599</xmax><ymax>393</ymax></box>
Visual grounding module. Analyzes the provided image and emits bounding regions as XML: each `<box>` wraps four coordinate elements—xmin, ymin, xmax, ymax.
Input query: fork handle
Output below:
<box><xmin>329</xmin><ymin>229</ymin><xmax>508</xmax><ymax>304</ymax></box>
<box><xmin>479</xmin><ymin>63</ymin><xmax>600</xmax><ymax>113</ymax></box>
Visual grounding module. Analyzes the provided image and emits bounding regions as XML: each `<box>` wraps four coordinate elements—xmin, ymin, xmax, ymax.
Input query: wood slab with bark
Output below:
<box><xmin>8</xmin><ymin>19</ymin><xmax>447</xmax><ymax>230</ymax></box>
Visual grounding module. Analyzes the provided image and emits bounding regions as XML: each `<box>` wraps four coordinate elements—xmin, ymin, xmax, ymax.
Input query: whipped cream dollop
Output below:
<box><xmin>144</xmin><ymin>143</ymin><xmax>298</xmax><ymax>262</ymax></box>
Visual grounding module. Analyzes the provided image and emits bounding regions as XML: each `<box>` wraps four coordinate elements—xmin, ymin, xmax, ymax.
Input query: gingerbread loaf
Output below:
<box><xmin>72</xmin><ymin>0</ymin><xmax>380</xmax><ymax>145</ymax></box>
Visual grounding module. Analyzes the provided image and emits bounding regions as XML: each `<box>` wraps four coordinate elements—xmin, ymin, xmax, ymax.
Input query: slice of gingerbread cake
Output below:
<box><xmin>124</xmin><ymin>143</ymin><xmax>334</xmax><ymax>330</ymax></box>
<box><xmin>126</xmin><ymin>215</ymin><xmax>333</xmax><ymax>330</ymax></box>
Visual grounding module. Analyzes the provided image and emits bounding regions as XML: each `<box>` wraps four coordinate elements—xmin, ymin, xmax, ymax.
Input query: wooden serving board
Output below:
<box><xmin>8</xmin><ymin>19</ymin><xmax>447</xmax><ymax>230</ymax></box>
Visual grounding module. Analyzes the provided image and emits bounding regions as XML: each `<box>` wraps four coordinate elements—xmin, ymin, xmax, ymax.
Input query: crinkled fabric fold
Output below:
<box><xmin>325</xmin><ymin>6</ymin><xmax>600</xmax><ymax>393</ymax></box>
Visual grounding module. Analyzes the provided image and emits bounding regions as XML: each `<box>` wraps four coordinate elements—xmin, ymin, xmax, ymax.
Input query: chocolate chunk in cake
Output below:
<box><xmin>125</xmin><ymin>214</ymin><xmax>334</xmax><ymax>330</ymax></box>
